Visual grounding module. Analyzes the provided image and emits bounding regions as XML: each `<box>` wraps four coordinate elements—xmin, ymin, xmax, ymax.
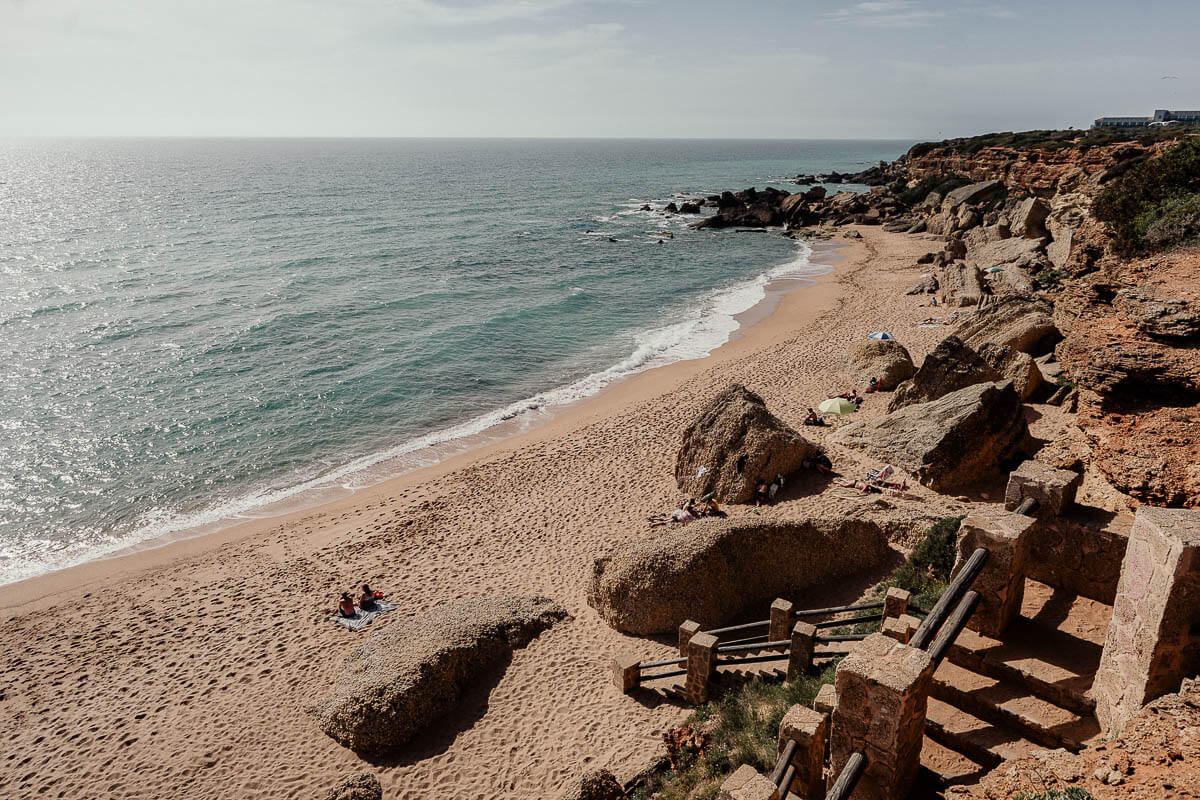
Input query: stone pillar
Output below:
<box><xmin>1094</xmin><ymin>508</ymin><xmax>1200</xmax><ymax>733</ymax></box>
<box><xmin>770</xmin><ymin>599</ymin><xmax>794</xmax><ymax>646</ymax></box>
<box><xmin>954</xmin><ymin>508</ymin><xmax>1035</xmax><ymax>636</ymax></box>
<box><xmin>883</xmin><ymin>587</ymin><xmax>910</xmax><ymax>620</ymax></box>
<box><xmin>778</xmin><ymin>704</ymin><xmax>827</xmax><ymax>800</ymax></box>
<box><xmin>685</xmin><ymin>632</ymin><xmax>718</xmax><ymax>705</ymax></box>
<box><xmin>1004</xmin><ymin>460</ymin><xmax>1081</xmax><ymax>517</ymax></box>
<box><xmin>814</xmin><ymin>683</ymin><xmax>836</xmax><ymax>717</ymax></box>
<box><xmin>882</xmin><ymin>613</ymin><xmax>919</xmax><ymax>644</ymax></box>
<box><xmin>788</xmin><ymin>621</ymin><xmax>816</xmax><ymax>680</ymax></box>
<box><xmin>678</xmin><ymin>619</ymin><xmax>701</xmax><ymax>656</ymax></box>
<box><xmin>716</xmin><ymin>764</ymin><xmax>779</xmax><ymax>800</ymax></box>
<box><xmin>611</xmin><ymin>654</ymin><xmax>640</xmax><ymax>693</ymax></box>
<box><xmin>831</xmin><ymin>633</ymin><xmax>932</xmax><ymax>800</ymax></box>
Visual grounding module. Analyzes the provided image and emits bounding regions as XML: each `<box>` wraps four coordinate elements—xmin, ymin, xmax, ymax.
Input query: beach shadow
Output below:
<box><xmin>356</xmin><ymin>653</ymin><xmax>515</xmax><ymax>768</ymax></box>
<box><xmin>773</xmin><ymin>469</ymin><xmax>836</xmax><ymax>503</ymax></box>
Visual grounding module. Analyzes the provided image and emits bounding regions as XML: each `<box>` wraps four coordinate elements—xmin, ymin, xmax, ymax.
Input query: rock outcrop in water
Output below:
<box><xmin>310</xmin><ymin>595</ymin><xmax>568</xmax><ymax>754</ymax></box>
<box><xmin>675</xmin><ymin>385</ymin><xmax>821</xmax><ymax>504</ymax></box>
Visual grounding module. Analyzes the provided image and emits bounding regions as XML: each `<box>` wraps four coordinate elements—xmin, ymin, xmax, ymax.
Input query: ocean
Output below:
<box><xmin>0</xmin><ymin>138</ymin><xmax>911</xmax><ymax>585</ymax></box>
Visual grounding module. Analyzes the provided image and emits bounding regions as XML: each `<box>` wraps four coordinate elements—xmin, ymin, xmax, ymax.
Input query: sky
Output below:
<box><xmin>2</xmin><ymin>0</ymin><xmax>1199</xmax><ymax>139</ymax></box>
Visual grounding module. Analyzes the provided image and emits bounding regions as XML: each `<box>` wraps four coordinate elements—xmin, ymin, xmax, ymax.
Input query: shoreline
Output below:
<box><xmin>0</xmin><ymin>225</ymin><xmax>953</xmax><ymax>800</ymax></box>
<box><xmin>0</xmin><ymin>237</ymin><xmax>847</xmax><ymax>610</ymax></box>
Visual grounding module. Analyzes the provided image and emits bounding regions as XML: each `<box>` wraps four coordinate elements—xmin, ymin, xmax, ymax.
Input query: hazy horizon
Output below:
<box><xmin>3</xmin><ymin>0</ymin><xmax>1199</xmax><ymax>140</ymax></box>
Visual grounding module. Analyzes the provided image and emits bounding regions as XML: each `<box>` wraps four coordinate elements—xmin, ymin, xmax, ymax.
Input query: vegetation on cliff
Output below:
<box><xmin>908</xmin><ymin>127</ymin><xmax>1189</xmax><ymax>159</ymax></box>
<box><xmin>1093</xmin><ymin>138</ymin><xmax>1200</xmax><ymax>253</ymax></box>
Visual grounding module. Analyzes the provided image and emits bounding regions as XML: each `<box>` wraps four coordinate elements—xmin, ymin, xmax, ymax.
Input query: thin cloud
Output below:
<box><xmin>824</xmin><ymin>1</ymin><xmax>946</xmax><ymax>28</ymax></box>
<box><xmin>375</xmin><ymin>0</ymin><xmax>579</xmax><ymax>26</ymax></box>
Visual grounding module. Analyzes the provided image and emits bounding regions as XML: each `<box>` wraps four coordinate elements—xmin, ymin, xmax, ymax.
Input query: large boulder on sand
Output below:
<box><xmin>949</xmin><ymin>295</ymin><xmax>1061</xmax><ymax>356</ymax></box>
<box><xmin>847</xmin><ymin>338</ymin><xmax>915</xmax><ymax>390</ymax></box>
<box><xmin>833</xmin><ymin>381</ymin><xmax>1032</xmax><ymax>493</ymax></box>
<box><xmin>559</xmin><ymin>769</ymin><xmax>623</xmax><ymax>800</ymax></box>
<box><xmin>978</xmin><ymin>342</ymin><xmax>1043</xmax><ymax>400</ymax></box>
<box><xmin>588</xmin><ymin>516</ymin><xmax>894</xmax><ymax>634</ymax></box>
<box><xmin>310</xmin><ymin>596</ymin><xmax>568</xmax><ymax>753</ymax></box>
<box><xmin>888</xmin><ymin>336</ymin><xmax>1000</xmax><ymax>411</ymax></box>
<box><xmin>323</xmin><ymin>773</ymin><xmax>382</xmax><ymax>800</ymax></box>
<box><xmin>675</xmin><ymin>385</ymin><xmax>821</xmax><ymax>504</ymax></box>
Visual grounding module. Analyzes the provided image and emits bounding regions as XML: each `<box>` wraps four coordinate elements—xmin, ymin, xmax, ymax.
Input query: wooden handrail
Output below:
<box><xmin>824</xmin><ymin>751</ymin><xmax>866</xmax><ymax>800</ymax></box>
<box><xmin>909</xmin><ymin>547</ymin><xmax>988</xmax><ymax>650</ymax></box>
<box><xmin>926</xmin><ymin>590</ymin><xmax>981</xmax><ymax>667</ymax></box>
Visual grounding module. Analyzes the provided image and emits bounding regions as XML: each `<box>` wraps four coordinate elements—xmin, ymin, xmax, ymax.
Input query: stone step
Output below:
<box><xmin>931</xmin><ymin>660</ymin><xmax>1098</xmax><ymax>752</ymax></box>
<box><xmin>925</xmin><ymin>695</ymin><xmax>1059</xmax><ymax>765</ymax></box>
<box><xmin>944</xmin><ymin>578</ymin><xmax>1111</xmax><ymax>717</ymax></box>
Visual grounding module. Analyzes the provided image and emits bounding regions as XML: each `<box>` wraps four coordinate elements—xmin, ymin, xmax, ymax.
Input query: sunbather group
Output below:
<box><xmin>337</xmin><ymin>583</ymin><xmax>385</xmax><ymax>618</ymax></box>
<box><xmin>837</xmin><ymin>464</ymin><xmax>907</xmax><ymax>495</ymax></box>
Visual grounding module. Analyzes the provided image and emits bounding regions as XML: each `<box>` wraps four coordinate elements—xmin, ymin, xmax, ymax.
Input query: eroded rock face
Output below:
<box><xmin>588</xmin><ymin>516</ymin><xmax>896</xmax><ymax>634</ymax></box>
<box><xmin>967</xmin><ymin>237</ymin><xmax>1049</xmax><ymax>274</ymax></box>
<box><xmin>1115</xmin><ymin>288</ymin><xmax>1200</xmax><ymax>342</ymax></box>
<box><xmin>835</xmin><ymin>381</ymin><xmax>1032</xmax><ymax>492</ymax></box>
<box><xmin>889</xmin><ymin>336</ymin><xmax>1000</xmax><ymax>411</ymax></box>
<box><xmin>323</xmin><ymin>772</ymin><xmax>382</xmax><ymax>800</ymax></box>
<box><xmin>1008</xmin><ymin>197</ymin><xmax>1050</xmax><ymax>239</ymax></box>
<box><xmin>938</xmin><ymin>261</ymin><xmax>985</xmax><ymax>307</ymax></box>
<box><xmin>945</xmin><ymin>180</ymin><xmax>1004</xmax><ymax>207</ymax></box>
<box><xmin>675</xmin><ymin>385</ymin><xmax>821</xmax><ymax>504</ymax></box>
<box><xmin>978</xmin><ymin>342</ymin><xmax>1043</xmax><ymax>400</ymax></box>
<box><xmin>949</xmin><ymin>294</ymin><xmax>1061</xmax><ymax>356</ymax></box>
<box><xmin>847</xmin><ymin>338</ymin><xmax>915</xmax><ymax>390</ymax></box>
<box><xmin>310</xmin><ymin>596</ymin><xmax>568</xmax><ymax>753</ymax></box>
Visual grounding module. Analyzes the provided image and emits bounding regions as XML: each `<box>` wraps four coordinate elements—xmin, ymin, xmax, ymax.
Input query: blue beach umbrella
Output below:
<box><xmin>867</xmin><ymin>332</ymin><xmax>892</xmax><ymax>340</ymax></box>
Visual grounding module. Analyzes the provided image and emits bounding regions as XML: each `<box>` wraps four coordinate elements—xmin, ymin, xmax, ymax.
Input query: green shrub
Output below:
<box><xmin>1033</xmin><ymin>267</ymin><xmax>1070</xmax><ymax>291</ymax></box>
<box><xmin>1011</xmin><ymin>789</ymin><xmax>1094</xmax><ymax>800</ymax></box>
<box><xmin>1093</xmin><ymin>138</ymin><xmax>1200</xmax><ymax>253</ymax></box>
<box><xmin>651</xmin><ymin>662</ymin><xmax>839</xmax><ymax>800</ymax></box>
<box><xmin>907</xmin><ymin>128</ymin><xmax>1188</xmax><ymax>162</ymax></box>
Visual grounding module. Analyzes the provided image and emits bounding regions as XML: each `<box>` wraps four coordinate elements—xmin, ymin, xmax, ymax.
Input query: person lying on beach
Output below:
<box><xmin>338</xmin><ymin>593</ymin><xmax>357</xmax><ymax>618</ymax></box>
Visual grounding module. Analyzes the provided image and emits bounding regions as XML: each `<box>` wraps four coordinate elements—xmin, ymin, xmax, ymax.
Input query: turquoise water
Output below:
<box><xmin>0</xmin><ymin>138</ymin><xmax>910</xmax><ymax>584</ymax></box>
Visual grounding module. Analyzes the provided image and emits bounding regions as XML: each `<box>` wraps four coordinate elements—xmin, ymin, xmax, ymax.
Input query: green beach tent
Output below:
<box><xmin>818</xmin><ymin>397</ymin><xmax>858</xmax><ymax>415</ymax></box>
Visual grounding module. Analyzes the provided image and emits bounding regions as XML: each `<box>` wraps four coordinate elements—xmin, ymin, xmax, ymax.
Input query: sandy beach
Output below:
<box><xmin>0</xmin><ymin>226</ymin><xmax>972</xmax><ymax>800</ymax></box>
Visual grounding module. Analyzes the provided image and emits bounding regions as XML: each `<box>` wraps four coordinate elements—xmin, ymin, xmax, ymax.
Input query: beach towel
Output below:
<box><xmin>331</xmin><ymin>600</ymin><xmax>399</xmax><ymax>631</ymax></box>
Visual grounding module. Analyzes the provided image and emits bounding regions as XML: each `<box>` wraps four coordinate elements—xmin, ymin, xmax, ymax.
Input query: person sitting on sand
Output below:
<box><xmin>338</xmin><ymin>593</ymin><xmax>357</xmax><ymax>618</ymax></box>
<box><xmin>803</xmin><ymin>407</ymin><xmax>825</xmax><ymax>426</ymax></box>
<box><xmin>755</xmin><ymin>482</ymin><xmax>771</xmax><ymax>507</ymax></box>
<box><xmin>803</xmin><ymin>454</ymin><xmax>833</xmax><ymax>474</ymax></box>
<box><xmin>865</xmin><ymin>377</ymin><xmax>879</xmax><ymax>394</ymax></box>
<box><xmin>359</xmin><ymin>584</ymin><xmax>381</xmax><ymax>610</ymax></box>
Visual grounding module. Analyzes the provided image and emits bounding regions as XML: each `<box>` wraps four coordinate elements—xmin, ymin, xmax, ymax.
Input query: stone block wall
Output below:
<box><xmin>1094</xmin><ymin>508</ymin><xmax>1200</xmax><ymax>733</ymax></box>
<box><xmin>1026</xmin><ymin>508</ymin><xmax>1132</xmax><ymax>605</ymax></box>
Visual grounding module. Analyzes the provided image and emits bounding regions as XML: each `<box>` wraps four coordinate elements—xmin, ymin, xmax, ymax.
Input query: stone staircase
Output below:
<box><xmin>916</xmin><ymin>578</ymin><xmax>1110</xmax><ymax>793</ymax></box>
